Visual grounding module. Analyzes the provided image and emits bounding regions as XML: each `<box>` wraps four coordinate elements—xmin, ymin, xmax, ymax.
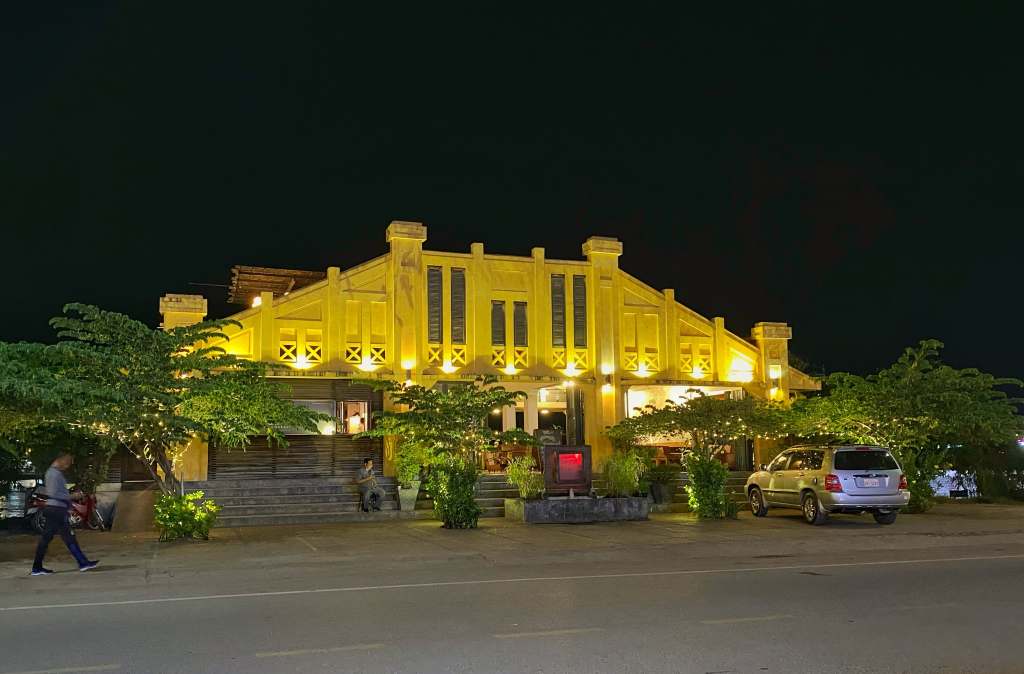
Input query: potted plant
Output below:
<box><xmin>646</xmin><ymin>463</ymin><xmax>679</xmax><ymax>505</ymax></box>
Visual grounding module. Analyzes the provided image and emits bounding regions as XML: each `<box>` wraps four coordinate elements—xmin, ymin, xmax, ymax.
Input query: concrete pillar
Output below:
<box><xmin>502</xmin><ymin>405</ymin><xmax>517</xmax><ymax>432</ymax></box>
<box><xmin>582</xmin><ymin>236</ymin><xmax>623</xmax><ymax>468</ymax></box>
<box><xmin>523</xmin><ymin>389</ymin><xmax>539</xmax><ymax>435</ymax></box>
<box><xmin>258</xmin><ymin>291</ymin><xmax>274</xmax><ymax>362</ymax></box>
<box><xmin>386</xmin><ymin>221</ymin><xmax>427</xmax><ymax>373</ymax></box>
<box><xmin>158</xmin><ymin>294</ymin><xmax>207</xmax><ymax>330</ymax></box>
<box><xmin>751</xmin><ymin>322</ymin><xmax>793</xmax><ymax>402</ymax></box>
<box><xmin>326</xmin><ymin>266</ymin><xmax>341</xmax><ymax>366</ymax></box>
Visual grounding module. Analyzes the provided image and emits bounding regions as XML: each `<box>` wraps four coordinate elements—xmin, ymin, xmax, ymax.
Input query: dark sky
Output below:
<box><xmin>2</xmin><ymin>5</ymin><xmax>1022</xmax><ymax>379</ymax></box>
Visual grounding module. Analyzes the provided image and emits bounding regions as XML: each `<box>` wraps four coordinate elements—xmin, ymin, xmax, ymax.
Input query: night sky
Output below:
<box><xmin>3</xmin><ymin>5</ymin><xmax>1022</xmax><ymax>380</ymax></box>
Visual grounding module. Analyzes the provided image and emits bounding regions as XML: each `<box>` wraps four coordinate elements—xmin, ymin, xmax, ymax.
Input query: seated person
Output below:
<box><xmin>356</xmin><ymin>457</ymin><xmax>385</xmax><ymax>512</ymax></box>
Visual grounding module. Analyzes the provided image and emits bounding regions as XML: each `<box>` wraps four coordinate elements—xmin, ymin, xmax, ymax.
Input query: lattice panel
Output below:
<box><xmin>304</xmin><ymin>343</ymin><xmax>323</xmax><ymax>363</ymax></box>
<box><xmin>696</xmin><ymin>350</ymin><xmax>712</xmax><ymax>374</ymax></box>
<box><xmin>344</xmin><ymin>344</ymin><xmax>362</xmax><ymax>364</ymax></box>
<box><xmin>551</xmin><ymin>348</ymin><xmax>567</xmax><ymax>368</ymax></box>
<box><xmin>623</xmin><ymin>351</ymin><xmax>639</xmax><ymax>371</ymax></box>
<box><xmin>426</xmin><ymin>344</ymin><xmax>442</xmax><ymax>366</ymax></box>
<box><xmin>680</xmin><ymin>353</ymin><xmax>693</xmax><ymax>372</ymax></box>
<box><xmin>491</xmin><ymin>347</ymin><xmax>506</xmax><ymax>367</ymax></box>
<box><xmin>572</xmin><ymin>349</ymin><xmax>589</xmax><ymax>370</ymax></box>
<box><xmin>451</xmin><ymin>345</ymin><xmax>467</xmax><ymax>366</ymax></box>
<box><xmin>278</xmin><ymin>342</ymin><xmax>297</xmax><ymax>363</ymax></box>
<box><xmin>642</xmin><ymin>350</ymin><xmax>660</xmax><ymax>371</ymax></box>
<box><xmin>512</xmin><ymin>347</ymin><xmax>528</xmax><ymax>368</ymax></box>
<box><xmin>369</xmin><ymin>345</ymin><xmax>386</xmax><ymax>365</ymax></box>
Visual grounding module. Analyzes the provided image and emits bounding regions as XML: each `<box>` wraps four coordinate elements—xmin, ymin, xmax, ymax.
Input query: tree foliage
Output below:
<box><xmin>789</xmin><ymin>340</ymin><xmax>1023</xmax><ymax>511</ymax></box>
<box><xmin>0</xmin><ymin>304</ymin><xmax>326</xmax><ymax>493</ymax></box>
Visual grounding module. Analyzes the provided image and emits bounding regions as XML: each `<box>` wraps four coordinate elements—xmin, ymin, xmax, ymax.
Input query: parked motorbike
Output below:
<box><xmin>25</xmin><ymin>488</ymin><xmax>105</xmax><ymax>533</ymax></box>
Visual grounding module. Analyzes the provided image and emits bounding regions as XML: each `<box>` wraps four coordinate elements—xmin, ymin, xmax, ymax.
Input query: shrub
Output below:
<box><xmin>154</xmin><ymin>491</ymin><xmax>219</xmax><ymax>542</ymax></box>
<box><xmin>685</xmin><ymin>453</ymin><xmax>730</xmax><ymax>518</ymax></box>
<box><xmin>395</xmin><ymin>444</ymin><xmax>425</xmax><ymax>488</ymax></box>
<box><xmin>647</xmin><ymin>463</ymin><xmax>680</xmax><ymax>485</ymax></box>
<box><xmin>604</xmin><ymin>450</ymin><xmax>646</xmax><ymax>497</ymax></box>
<box><xmin>427</xmin><ymin>454</ymin><xmax>482</xmax><ymax>529</ymax></box>
<box><xmin>506</xmin><ymin>456</ymin><xmax>545</xmax><ymax>499</ymax></box>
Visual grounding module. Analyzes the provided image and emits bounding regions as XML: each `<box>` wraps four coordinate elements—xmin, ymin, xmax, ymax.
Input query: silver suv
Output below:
<box><xmin>746</xmin><ymin>445</ymin><xmax>910</xmax><ymax>525</ymax></box>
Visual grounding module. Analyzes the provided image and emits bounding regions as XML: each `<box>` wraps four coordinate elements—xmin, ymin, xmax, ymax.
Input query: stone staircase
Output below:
<box><xmin>184</xmin><ymin>477</ymin><xmax>406</xmax><ymax>528</ymax></box>
<box><xmin>416</xmin><ymin>473</ymin><xmax>519</xmax><ymax>518</ymax></box>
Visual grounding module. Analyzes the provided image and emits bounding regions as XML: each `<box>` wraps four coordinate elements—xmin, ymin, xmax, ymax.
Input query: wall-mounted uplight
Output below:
<box><xmin>601</xmin><ymin>364</ymin><xmax>614</xmax><ymax>376</ymax></box>
<box><xmin>440</xmin><ymin>361</ymin><xmax>458</xmax><ymax>374</ymax></box>
<box><xmin>401</xmin><ymin>359</ymin><xmax>416</xmax><ymax>371</ymax></box>
<box><xmin>563</xmin><ymin>379</ymin><xmax>575</xmax><ymax>388</ymax></box>
<box><xmin>601</xmin><ymin>382</ymin><xmax>614</xmax><ymax>394</ymax></box>
<box><xmin>636</xmin><ymin>362</ymin><xmax>650</xmax><ymax>378</ymax></box>
<box><xmin>691</xmin><ymin>365</ymin><xmax>705</xmax><ymax>379</ymax></box>
<box><xmin>563</xmin><ymin>363</ymin><xmax>580</xmax><ymax>378</ymax></box>
<box><xmin>357</xmin><ymin>356</ymin><xmax>378</xmax><ymax>372</ymax></box>
<box><xmin>769</xmin><ymin>386</ymin><xmax>780</xmax><ymax>398</ymax></box>
<box><xmin>251</xmin><ymin>296</ymin><xmax>263</xmax><ymax>308</ymax></box>
<box><xmin>294</xmin><ymin>354</ymin><xmax>312</xmax><ymax>370</ymax></box>
<box><xmin>503</xmin><ymin>364</ymin><xmax>518</xmax><ymax>376</ymax></box>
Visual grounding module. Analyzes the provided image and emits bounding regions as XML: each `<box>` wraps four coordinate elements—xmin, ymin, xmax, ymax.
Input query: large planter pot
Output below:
<box><xmin>504</xmin><ymin>496</ymin><xmax>650</xmax><ymax>523</ymax></box>
<box><xmin>398</xmin><ymin>481</ymin><xmax>421</xmax><ymax>512</ymax></box>
<box><xmin>649</xmin><ymin>482</ymin><xmax>674</xmax><ymax>505</ymax></box>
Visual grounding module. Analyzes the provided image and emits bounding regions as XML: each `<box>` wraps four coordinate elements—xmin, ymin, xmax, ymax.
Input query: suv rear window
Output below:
<box><xmin>833</xmin><ymin>450</ymin><xmax>898</xmax><ymax>471</ymax></box>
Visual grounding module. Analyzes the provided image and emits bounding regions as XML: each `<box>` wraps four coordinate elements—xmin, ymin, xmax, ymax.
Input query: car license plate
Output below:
<box><xmin>862</xmin><ymin>478</ymin><xmax>880</xmax><ymax>487</ymax></box>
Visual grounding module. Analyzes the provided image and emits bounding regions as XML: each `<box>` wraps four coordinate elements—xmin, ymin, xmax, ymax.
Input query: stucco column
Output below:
<box><xmin>751</xmin><ymin>322</ymin><xmax>792</xmax><ymax>402</ymax></box>
<box><xmin>523</xmin><ymin>389</ymin><xmax>539</xmax><ymax>435</ymax></box>
<box><xmin>386</xmin><ymin>221</ymin><xmax>427</xmax><ymax>374</ymax></box>
<box><xmin>583</xmin><ymin>236</ymin><xmax>623</xmax><ymax>468</ymax></box>
<box><xmin>502</xmin><ymin>405</ymin><xmax>517</xmax><ymax>432</ymax></box>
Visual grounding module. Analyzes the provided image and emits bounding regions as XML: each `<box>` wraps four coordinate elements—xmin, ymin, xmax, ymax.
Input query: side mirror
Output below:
<box><xmin>759</xmin><ymin>464</ymin><xmax>768</xmax><ymax>471</ymax></box>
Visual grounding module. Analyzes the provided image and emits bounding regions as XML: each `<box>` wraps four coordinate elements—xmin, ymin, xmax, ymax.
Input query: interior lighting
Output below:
<box><xmin>540</xmin><ymin>409</ymin><xmax>550</xmax><ymax>415</ymax></box>
<box><xmin>769</xmin><ymin>364</ymin><xmax>783</xmax><ymax>380</ymax></box>
<box><xmin>319</xmin><ymin>422</ymin><xmax>336</xmax><ymax>436</ymax></box>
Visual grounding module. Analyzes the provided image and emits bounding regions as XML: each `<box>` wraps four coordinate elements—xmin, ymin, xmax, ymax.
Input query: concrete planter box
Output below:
<box><xmin>504</xmin><ymin>496</ymin><xmax>650</xmax><ymax>523</ymax></box>
<box><xmin>398</xmin><ymin>481</ymin><xmax>421</xmax><ymax>512</ymax></box>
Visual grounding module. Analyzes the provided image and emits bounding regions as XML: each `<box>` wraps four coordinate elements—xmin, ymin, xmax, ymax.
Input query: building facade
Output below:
<box><xmin>164</xmin><ymin>221</ymin><xmax>819</xmax><ymax>481</ymax></box>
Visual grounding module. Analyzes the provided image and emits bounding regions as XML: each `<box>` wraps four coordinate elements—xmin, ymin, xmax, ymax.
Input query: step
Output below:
<box><xmin>209</xmin><ymin>493</ymin><xmax>394</xmax><ymax>507</ymax></box>
<box><xmin>214</xmin><ymin>509</ymin><xmax>428</xmax><ymax>528</ymax></box>
<box><xmin>186</xmin><ymin>477</ymin><xmax>395</xmax><ymax>490</ymax></box>
<box><xmin>218</xmin><ymin>501</ymin><xmax>398</xmax><ymax>517</ymax></box>
<box><xmin>187</xmin><ymin>485</ymin><xmax>396</xmax><ymax>498</ymax></box>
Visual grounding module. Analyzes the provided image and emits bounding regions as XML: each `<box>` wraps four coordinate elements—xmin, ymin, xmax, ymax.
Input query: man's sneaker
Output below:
<box><xmin>31</xmin><ymin>568</ymin><xmax>55</xmax><ymax>576</ymax></box>
<box><xmin>79</xmin><ymin>560</ymin><xmax>100</xmax><ymax>571</ymax></box>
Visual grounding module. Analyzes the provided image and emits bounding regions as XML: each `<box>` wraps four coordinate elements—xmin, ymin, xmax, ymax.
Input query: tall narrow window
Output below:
<box><xmin>572</xmin><ymin>274</ymin><xmax>587</xmax><ymax>348</ymax></box>
<box><xmin>450</xmin><ymin>267</ymin><xmax>466</xmax><ymax>345</ymax></box>
<box><xmin>491</xmin><ymin>300</ymin><xmax>506</xmax><ymax>345</ymax></box>
<box><xmin>427</xmin><ymin>266</ymin><xmax>443</xmax><ymax>344</ymax></box>
<box><xmin>513</xmin><ymin>301</ymin><xmax>528</xmax><ymax>347</ymax></box>
<box><xmin>551</xmin><ymin>274</ymin><xmax>566</xmax><ymax>347</ymax></box>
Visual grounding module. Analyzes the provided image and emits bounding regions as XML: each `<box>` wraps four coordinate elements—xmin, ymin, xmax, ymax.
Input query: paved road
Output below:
<box><xmin>2</xmin><ymin>504</ymin><xmax>1023</xmax><ymax>673</ymax></box>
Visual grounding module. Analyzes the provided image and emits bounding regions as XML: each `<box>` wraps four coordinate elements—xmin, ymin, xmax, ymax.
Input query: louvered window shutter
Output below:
<box><xmin>572</xmin><ymin>274</ymin><xmax>587</xmax><ymax>348</ymax></box>
<box><xmin>450</xmin><ymin>268</ymin><xmax>466</xmax><ymax>345</ymax></box>
<box><xmin>491</xmin><ymin>301</ymin><xmax>506</xmax><ymax>346</ymax></box>
<box><xmin>551</xmin><ymin>275</ymin><xmax>566</xmax><ymax>348</ymax></box>
<box><xmin>427</xmin><ymin>266</ymin><xmax>443</xmax><ymax>344</ymax></box>
<box><xmin>513</xmin><ymin>302</ymin><xmax>528</xmax><ymax>347</ymax></box>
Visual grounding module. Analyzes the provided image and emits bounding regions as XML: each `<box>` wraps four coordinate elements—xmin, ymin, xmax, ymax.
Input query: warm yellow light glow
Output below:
<box><xmin>404</xmin><ymin>379</ymin><xmax>414</xmax><ymax>387</ymax></box>
<box><xmin>691</xmin><ymin>365</ymin><xmax>704</xmax><ymax>379</ymax></box>
<box><xmin>769</xmin><ymin>364</ymin><xmax>783</xmax><ymax>380</ymax></box>
<box><xmin>357</xmin><ymin>356</ymin><xmax>378</xmax><ymax>372</ymax></box>
<box><xmin>401</xmin><ymin>359</ymin><xmax>416</xmax><ymax>370</ymax></box>
<box><xmin>319</xmin><ymin>421</ymin><xmax>336</xmax><ymax>436</ymax></box>
<box><xmin>563</xmin><ymin>379</ymin><xmax>574</xmax><ymax>388</ymax></box>
<box><xmin>491</xmin><ymin>408</ymin><xmax>501</xmax><ymax>414</ymax></box>
<box><xmin>503</xmin><ymin>364</ymin><xmax>517</xmax><ymax>376</ymax></box>
<box><xmin>729</xmin><ymin>370</ymin><xmax>754</xmax><ymax>383</ymax></box>
<box><xmin>601</xmin><ymin>382</ymin><xmax>613</xmax><ymax>394</ymax></box>
<box><xmin>540</xmin><ymin>409</ymin><xmax>550</xmax><ymax>415</ymax></box>
<box><xmin>635</xmin><ymin>362</ymin><xmax>651</xmax><ymax>378</ymax></box>
<box><xmin>294</xmin><ymin>354</ymin><xmax>312</xmax><ymax>370</ymax></box>
<box><xmin>539</xmin><ymin>389</ymin><xmax>548</xmax><ymax>402</ymax></box>
<box><xmin>769</xmin><ymin>386</ymin><xmax>780</xmax><ymax>398</ymax></box>
<box><xmin>563</xmin><ymin>363</ymin><xmax>580</xmax><ymax>377</ymax></box>
<box><xmin>601</xmin><ymin>363</ymin><xmax>614</xmax><ymax>376</ymax></box>
<box><xmin>251</xmin><ymin>296</ymin><xmax>262</xmax><ymax>308</ymax></box>
<box><xmin>440</xmin><ymin>361</ymin><xmax>458</xmax><ymax>374</ymax></box>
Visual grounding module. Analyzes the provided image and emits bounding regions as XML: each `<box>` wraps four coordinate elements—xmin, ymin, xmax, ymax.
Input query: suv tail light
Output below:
<box><xmin>898</xmin><ymin>474</ymin><xmax>908</xmax><ymax>490</ymax></box>
<box><xmin>824</xmin><ymin>474</ymin><xmax>843</xmax><ymax>492</ymax></box>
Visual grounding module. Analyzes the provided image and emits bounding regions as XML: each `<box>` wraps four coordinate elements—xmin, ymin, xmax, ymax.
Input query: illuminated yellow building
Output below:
<box><xmin>163</xmin><ymin>221</ymin><xmax>819</xmax><ymax>480</ymax></box>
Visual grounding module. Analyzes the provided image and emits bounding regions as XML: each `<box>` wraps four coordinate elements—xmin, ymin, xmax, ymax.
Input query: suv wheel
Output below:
<box><xmin>873</xmin><ymin>511</ymin><xmax>898</xmax><ymax>525</ymax></box>
<box><xmin>801</xmin><ymin>492</ymin><xmax>828</xmax><ymax>525</ymax></box>
<box><xmin>749</xmin><ymin>487</ymin><xmax>768</xmax><ymax>517</ymax></box>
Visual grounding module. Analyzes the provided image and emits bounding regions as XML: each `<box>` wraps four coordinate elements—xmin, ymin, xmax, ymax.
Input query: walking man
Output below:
<box><xmin>355</xmin><ymin>457</ymin><xmax>385</xmax><ymax>512</ymax></box>
<box><xmin>31</xmin><ymin>452</ymin><xmax>99</xmax><ymax>576</ymax></box>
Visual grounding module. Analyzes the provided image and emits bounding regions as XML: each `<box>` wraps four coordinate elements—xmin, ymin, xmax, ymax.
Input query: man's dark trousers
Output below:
<box><xmin>33</xmin><ymin>506</ymin><xmax>88</xmax><ymax>570</ymax></box>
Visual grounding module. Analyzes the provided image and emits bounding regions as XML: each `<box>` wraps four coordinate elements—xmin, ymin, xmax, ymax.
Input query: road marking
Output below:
<box><xmin>0</xmin><ymin>666</ymin><xmax>120</xmax><ymax>674</ymax></box>
<box><xmin>295</xmin><ymin>536</ymin><xmax>319</xmax><ymax>552</ymax></box>
<box><xmin>255</xmin><ymin>643</ymin><xmax>382</xmax><ymax>658</ymax></box>
<box><xmin>494</xmin><ymin>627</ymin><xmax>604</xmax><ymax>639</ymax></box>
<box><xmin>701</xmin><ymin>614</ymin><xmax>792</xmax><ymax>625</ymax></box>
<box><xmin>2</xmin><ymin>553</ymin><xmax>1022</xmax><ymax>612</ymax></box>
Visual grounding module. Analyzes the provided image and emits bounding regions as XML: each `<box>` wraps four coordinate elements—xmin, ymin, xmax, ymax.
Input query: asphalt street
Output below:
<box><xmin>2</xmin><ymin>503</ymin><xmax>1023</xmax><ymax>674</ymax></box>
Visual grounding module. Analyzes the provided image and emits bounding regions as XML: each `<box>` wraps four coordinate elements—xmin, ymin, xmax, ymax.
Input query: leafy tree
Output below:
<box><xmin>789</xmin><ymin>340</ymin><xmax>1023</xmax><ymax>511</ymax></box>
<box><xmin>0</xmin><ymin>304</ymin><xmax>326</xmax><ymax>494</ymax></box>
<box><xmin>607</xmin><ymin>392</ymin><xmax>783</xmax><ymax>517</ymax></box>
<box><xmin>359</xmin><ymin>376</ymin><xmax>535</xmax><ymax>528</ymax></box>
